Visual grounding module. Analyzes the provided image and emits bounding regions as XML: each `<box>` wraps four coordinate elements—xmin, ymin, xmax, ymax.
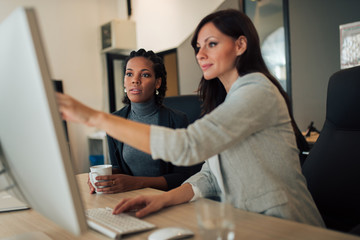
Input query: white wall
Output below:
<box><xmin>0</xmin><ymin>0</ymin><xmax>123</xmax><ymax>173</ymax></box>
<box><xmin>131</xmin><ymin>0</ymin><xmax>225</xmax><ymax>52</ymax></box>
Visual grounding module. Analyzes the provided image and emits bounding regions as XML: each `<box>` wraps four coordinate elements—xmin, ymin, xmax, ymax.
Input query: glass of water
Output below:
<box><xmin>195</xmin><ymin>194</ymin><xmax>235</xmax><ymax>240</ymax></box>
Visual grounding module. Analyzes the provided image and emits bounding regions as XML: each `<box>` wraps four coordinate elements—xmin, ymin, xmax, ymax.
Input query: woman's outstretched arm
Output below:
<box><xmin>57</xmin><ymin>93</ymin><xmax>151</xmax><ymax>154</ymax></box>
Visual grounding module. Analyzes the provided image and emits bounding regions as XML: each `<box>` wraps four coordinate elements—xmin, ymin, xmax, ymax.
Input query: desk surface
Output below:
<box><xmin>1</xmin><ymin>173</ymin><xmax>359</xmax><ymax>240</ymax></box>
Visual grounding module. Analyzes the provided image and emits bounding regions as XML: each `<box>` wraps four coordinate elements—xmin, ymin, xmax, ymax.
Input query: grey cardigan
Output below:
<box><xmin>150</xmin><ymin>73</ymin><xmax>325</xmax><ymax>227</ymax></box>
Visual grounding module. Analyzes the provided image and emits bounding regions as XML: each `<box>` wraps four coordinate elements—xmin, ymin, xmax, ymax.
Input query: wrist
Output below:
<box><xmin>90</xmin><ymin>110</ymin><xmax>106</xmax><ymax>128</ymax></box>
<box><xmin>136</xmin><ymin>176</ymin><xmax>168</xmax><ymax>191</ymax></box>
<box><xmin>135</xmin><ymin>176</ymin><xmax>146</xmax><ymax>189</ymax></box>
<box><xmin>162</xmin><ymin>191</ymin><xmax>174</xmax><ymax>207</ymax></box>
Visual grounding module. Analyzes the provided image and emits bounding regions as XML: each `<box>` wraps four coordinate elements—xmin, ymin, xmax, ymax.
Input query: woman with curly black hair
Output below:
<box><xmin>88</xmin><ymin>49</ymin><xmax>202</xmax><ymax>194</ymax></box>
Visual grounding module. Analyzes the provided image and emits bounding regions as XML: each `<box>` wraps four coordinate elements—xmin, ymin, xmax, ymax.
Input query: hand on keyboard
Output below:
<box><xmin>86</xmin><ymin>207</ymin><xmax>155</xmax><ymax>239</ymax></box>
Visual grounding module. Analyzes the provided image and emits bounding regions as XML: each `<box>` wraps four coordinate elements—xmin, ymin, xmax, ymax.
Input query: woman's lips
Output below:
<box><xmin>129</xmin><ymin>88</ymin><xmax>141</xmax><ymax>94</ymax></box>
<box><xmin>201</xmin><ymin>64</ymin><xmax>212</xmax><ymax>71</ymax></box>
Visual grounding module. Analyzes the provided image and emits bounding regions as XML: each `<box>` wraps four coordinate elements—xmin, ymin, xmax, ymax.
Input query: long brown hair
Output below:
<box><xmin>191</xmin><ymin>9</ymin><xmax>309</xmax><ymax>157</ymax></box>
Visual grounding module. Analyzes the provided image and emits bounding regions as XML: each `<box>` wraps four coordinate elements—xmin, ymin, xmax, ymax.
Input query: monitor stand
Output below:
<box><xmin>0</xmin><ymin>144</ymin><xmax>29</xmax><ymax>212</ymax></box>
<box><xmin>0</xmin><ymin>191</ymin><xmax>29</xmax><ymax>212</ymax></box>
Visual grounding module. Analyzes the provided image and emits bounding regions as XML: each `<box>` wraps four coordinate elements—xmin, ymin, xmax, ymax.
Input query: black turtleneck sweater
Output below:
<box><xmin>122</xmin><ymin>100</ymin><xmax>162</xmax><ymax>176</ymax></box>
<box><xmin>106</xmin><ymin>99</ymin><xmax>203</xmax><ymax>190</ymax></box>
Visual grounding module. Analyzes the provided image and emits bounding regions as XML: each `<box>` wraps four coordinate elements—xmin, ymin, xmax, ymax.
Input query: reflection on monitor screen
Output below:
<box><xmin>0</xmin><ymin>7</ymin><xmax>87</xmax><ymax>236</ymax></box>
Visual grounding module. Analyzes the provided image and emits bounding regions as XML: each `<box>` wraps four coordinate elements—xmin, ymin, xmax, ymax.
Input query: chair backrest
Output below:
<box><xmin>302</xmin><ymin>66</ymin><xmax>360</xmax><ymax>233</ymax></box>
<box><xmin>163</xmin><ymin>95</ymin><xmax>203</xmax><ymax>124</ymax></box>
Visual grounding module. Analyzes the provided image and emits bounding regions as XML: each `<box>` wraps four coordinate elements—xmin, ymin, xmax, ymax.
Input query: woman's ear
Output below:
<box><xmin>236</xmin><ymin>36</ymin><xmax>247</xmax><ymax>56</ymax></box>
<box><xmin>155</xmin><ymin>77</ymin><xmax>162</xmax><ymax>89</ymax></box>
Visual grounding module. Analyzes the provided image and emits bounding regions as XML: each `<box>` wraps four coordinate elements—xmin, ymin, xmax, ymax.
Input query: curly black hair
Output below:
<box><xmin>122</xmin><ymin>48</ymin><xmax>167</xmax><ymax>105</ymax></box>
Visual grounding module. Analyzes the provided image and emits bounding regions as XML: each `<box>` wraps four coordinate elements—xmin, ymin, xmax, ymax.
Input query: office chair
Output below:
<box><xmin>302</xmin><ymin>66</ymin><xmax>360</xmax><ymax>234</ymax></box>
<box><xmin>163</xmin><ymin>95</ymin><xmax>203</xmax><ymax>124</ymax></box>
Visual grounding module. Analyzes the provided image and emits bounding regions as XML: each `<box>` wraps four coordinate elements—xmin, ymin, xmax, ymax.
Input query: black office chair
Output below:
<box><xmin>302</xmin><ymin>66</ymin><xmax>360</xmax><ymax>234</ymax></box>
<box><xmin>163</xmin><ymin>95</ymin><xmax>203</xmax><ymax>123</ymax></box>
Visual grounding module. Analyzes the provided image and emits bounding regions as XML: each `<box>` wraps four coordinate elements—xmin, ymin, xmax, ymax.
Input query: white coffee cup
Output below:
<box><xmin>89</xmin><ymin>164</ymin><xmax>112</xmax><ymax>193</ymax></box>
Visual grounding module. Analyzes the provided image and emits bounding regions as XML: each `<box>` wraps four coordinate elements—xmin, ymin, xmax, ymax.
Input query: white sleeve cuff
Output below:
<box><xmin>189</xmin><ymin>183</ymin><xmax>202</xmax><ymax>202</ymax></box>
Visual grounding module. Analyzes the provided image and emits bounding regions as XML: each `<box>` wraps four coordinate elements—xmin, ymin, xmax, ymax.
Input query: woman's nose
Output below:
<box><xmin>196</xmin><ymin>47</ymin><xmax>206</xmax><ymax>61</ymax></box>
<box><xmin>132</xmin><ymin>76</ymin><xmax>140</xmax><ymax>84</ymax></box>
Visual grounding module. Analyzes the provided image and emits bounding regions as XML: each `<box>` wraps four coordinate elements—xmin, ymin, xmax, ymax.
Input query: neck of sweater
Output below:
<box><xmin>130</xmin><ymin>98</ymin><xmax>159</xmax><ymax>117</ymax></box>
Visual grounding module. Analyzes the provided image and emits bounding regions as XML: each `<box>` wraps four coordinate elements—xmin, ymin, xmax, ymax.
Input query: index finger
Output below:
<box><xmin>113</xmin><ymin>197</ymin><xmax>146</xmax><ymax>215</ymax></box>
<box><xmin>96</xmin><ymin>175</ymin><xmax>112</xmax><ymax>180</ymax></box>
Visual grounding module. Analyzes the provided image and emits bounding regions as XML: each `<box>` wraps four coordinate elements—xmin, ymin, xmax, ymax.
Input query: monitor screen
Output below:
<box><xmin>0</xmin><ymin>7</ymin><xmax>87</xmax><ymax>235</ymax></box>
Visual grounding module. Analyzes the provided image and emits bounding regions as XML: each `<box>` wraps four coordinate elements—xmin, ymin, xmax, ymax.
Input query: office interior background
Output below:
<box><xmin>1</xmin><ymin>0</ymin><xmax>359</xmax><ymax>173</ymax></box>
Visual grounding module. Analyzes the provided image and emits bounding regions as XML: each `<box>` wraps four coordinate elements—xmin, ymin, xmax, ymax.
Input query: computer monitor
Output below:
<box><xmin>0</xmin><ymin>7</ymin><xmax>87</xmax><ymax>236</ymax></box>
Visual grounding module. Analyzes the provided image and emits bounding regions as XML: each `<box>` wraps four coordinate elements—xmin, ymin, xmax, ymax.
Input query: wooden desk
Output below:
<box><xmin>1</xmin><ymin>173</ymin><xmax>359</xmax><ymax>240</ymax></box>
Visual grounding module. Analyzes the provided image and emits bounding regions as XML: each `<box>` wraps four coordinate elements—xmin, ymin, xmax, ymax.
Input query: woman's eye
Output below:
<box><xmin>209</xmin><ymin>42</ymin><xmax>217</xmax><ymax>47</ymax></box>
<box><xmin>142</xmin><ymin>73</ymin><xmax>151</xmax><ymax>78</ymax></box>
<box><xmin>125</xmin><ymin>72</ymin><xmax>132</xmax><ymax>77</ymax></box>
